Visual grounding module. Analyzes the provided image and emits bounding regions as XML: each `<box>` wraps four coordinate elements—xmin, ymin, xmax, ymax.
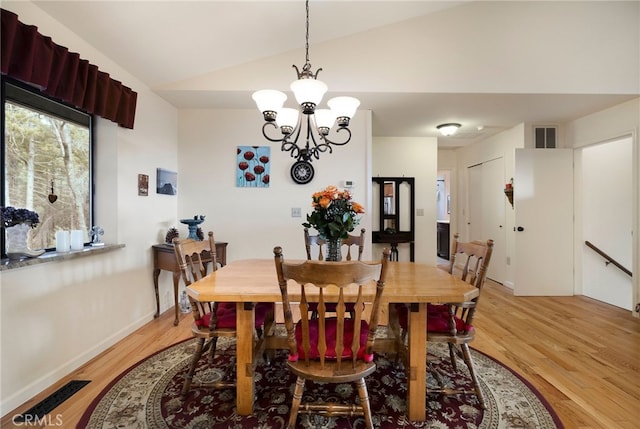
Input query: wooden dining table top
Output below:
<box><xmin>186</xmin><ymin>258</ymin><xmax>479</xmax><ymax>304</ymax></box>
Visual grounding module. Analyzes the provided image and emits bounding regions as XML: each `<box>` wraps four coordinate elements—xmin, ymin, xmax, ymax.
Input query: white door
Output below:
<box><xmin>514</xmin><ymin>149</ymin><xmax>574</xmax><ymax>296</ymax></box>
<box><xmin>482</xmin><ymin>158</ymin><xmax>506</xmax><ymax>283</ymax></box>
<box><xmin>466</xmin><ymin>159</ymin><xmax>506</xmax><ymax>283</ymax></box>
<box><xmin>467</xmin><ymin>164</ymin><xmax>482</xmax><ymax>241</ymax></box>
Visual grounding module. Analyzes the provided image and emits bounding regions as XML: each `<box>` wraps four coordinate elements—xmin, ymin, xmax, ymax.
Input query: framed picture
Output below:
<box><xmin>138</xmin><ymin>174</ymin><xmax>149</xmax><ymax>196</ymax></box>
<box><xmin>237</xmin><ymin>146</ymin><xmax>270</xmax><ymax>188</ymax></box>
<box><xmin>156</xmin><ymin>168</ymin><xmax>177</xmax><ymax>195</ymax></box>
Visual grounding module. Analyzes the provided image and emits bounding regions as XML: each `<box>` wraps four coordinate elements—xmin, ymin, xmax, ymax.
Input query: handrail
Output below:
<box><xmin>584</xmin><ymin>241</ymin><xmax>632</xmax><ymax>277</ymax></box>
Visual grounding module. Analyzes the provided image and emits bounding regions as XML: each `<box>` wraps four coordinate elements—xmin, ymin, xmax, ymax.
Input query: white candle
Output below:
<box><xmin>55</xmin><ymin>230</ymin><xmax>70</xmax><ymax>252</ymax></box>
<box><xmin>70</xmin><ymin>230</ymin><xmax>84</xmax><ymax>250</ymax></box>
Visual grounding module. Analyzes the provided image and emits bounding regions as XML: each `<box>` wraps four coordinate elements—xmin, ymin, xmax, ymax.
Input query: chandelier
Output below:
<box><xmin>252</xmin><ymin>0</ymin><xmax>360</xmax><ymax>184</ymax></box>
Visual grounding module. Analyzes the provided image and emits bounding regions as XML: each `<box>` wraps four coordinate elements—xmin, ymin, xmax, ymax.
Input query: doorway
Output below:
<box><xmin>580</xmin><ymin>136</ymin><xmax>633</xmax><ymax>309</ymax></box>
<box><xmin>436</xmin><ymin>170</ymin><xmax>451</xmax><ymax>263</ymax></box>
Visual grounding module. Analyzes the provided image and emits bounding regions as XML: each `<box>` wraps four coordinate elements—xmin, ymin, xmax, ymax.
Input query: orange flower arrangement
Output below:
<box><xmin>302</xmin><ymin>185</ymin><xmax>364</xmax><ymax>240</ymax></box>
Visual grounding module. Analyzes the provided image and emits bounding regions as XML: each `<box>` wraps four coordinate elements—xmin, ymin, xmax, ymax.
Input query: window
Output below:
<box><xmin>2</xmin><ymin>78</ymin><xmax>93</xmax><ymax>256</ymax></box>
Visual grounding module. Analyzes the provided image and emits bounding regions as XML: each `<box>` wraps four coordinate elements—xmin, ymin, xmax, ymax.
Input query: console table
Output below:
<box><xmin>151</xmin><ymin>242</ymin><xmax>228</xmax><ymax>325</ymax></box>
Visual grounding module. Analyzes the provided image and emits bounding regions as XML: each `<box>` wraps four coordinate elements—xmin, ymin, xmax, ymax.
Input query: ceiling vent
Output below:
<box><xmin>534</xmin><ymin>126</ymin><xmax>557</xmax><ymax>148</ymax></box>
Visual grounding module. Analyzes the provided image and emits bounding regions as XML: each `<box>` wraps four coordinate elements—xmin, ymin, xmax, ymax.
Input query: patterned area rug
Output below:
<box><xmin>79</xmin><ymin>332</ymin><xmax>562</xmax><ymax>429</ymax></box>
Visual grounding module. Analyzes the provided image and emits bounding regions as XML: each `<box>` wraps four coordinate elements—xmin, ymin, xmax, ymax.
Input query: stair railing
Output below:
<box><xmin>584</xmin><ymin>241</ymin><xmax>632</xmax><ymax>277</ymax></box>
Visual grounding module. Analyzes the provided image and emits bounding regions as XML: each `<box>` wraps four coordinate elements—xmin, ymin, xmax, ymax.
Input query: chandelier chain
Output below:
<box><xmin>304</xmin><ymin>0</ymin><xmax>310</xmax><ymax>67</ymax></box>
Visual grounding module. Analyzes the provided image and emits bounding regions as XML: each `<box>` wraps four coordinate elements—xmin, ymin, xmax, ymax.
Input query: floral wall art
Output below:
<box><xmin>236</xmin><ymin>146</ymin><xmax>270</xmax><ymax>188</ymax></box>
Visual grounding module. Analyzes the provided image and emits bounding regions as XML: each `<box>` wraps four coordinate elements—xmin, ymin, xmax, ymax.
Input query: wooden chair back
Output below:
<box><xmin>441</xmin><ymin>233</ymin><xmax>494</xmax><ymax>330</ymax></box>
<box><xmin>304</xmin><ymin>227</ymin><xmax>365</xmax><ymax>261</ymax></box>
<box><xmin>274</xmin><ymin>246</ymin><xmax>390</xmax><ymax>369</ymax></box>
<box><xmin>445</xmin><ymin>233</ymin><xmax>494</xmax><ymax>292</ymax></box>
<box><xmin>173</xmin><ymin>231</ymin><xmax>240</xmax><ymax>397</ymax></box>
<box><xmin>173</xmin><ymin>232</ymin><xmax>219</xmax><ymax>328</ymax></box>
<box><xmin>428</xmin><ymin>234</ymin><xmax>493</xmax><ymax>409</ymax></box>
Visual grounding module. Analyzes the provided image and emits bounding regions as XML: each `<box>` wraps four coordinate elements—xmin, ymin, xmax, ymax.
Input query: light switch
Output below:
<box><xmin>416</xmin><ymin>208</ymin><xmax>424</xmax><ymax>216</ymax></box>
<box><xmin>291</xmin><ymin>207</ymin><xmax>301</xmax><ymax>217</ymax></box>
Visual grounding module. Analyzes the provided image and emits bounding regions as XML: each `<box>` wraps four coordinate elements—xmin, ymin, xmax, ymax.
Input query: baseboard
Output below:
<box><xmin>504</xmin><ymin>281</ymin><xmax>514</xmax><ymax>289</ymax></box>
<box><xmin>0</xmin><ymin>312</ymin><xmax>155</xmax><ymax>417</ymax></box>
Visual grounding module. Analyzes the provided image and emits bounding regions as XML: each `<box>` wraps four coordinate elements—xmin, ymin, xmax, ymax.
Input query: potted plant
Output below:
<box><xmin>0</xmin><ymin>206</ymin><xmax>45</xmax><ymax>259</ymax></box>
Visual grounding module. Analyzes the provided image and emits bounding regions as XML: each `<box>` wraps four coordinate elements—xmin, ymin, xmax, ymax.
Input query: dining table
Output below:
<box><xmin>186</xmin><ymin>257</ymin><xmax>479</xmax><ymax>422</ymax></box>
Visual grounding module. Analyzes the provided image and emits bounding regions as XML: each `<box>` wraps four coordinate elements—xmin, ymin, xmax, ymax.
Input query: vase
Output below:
<box><xmin>326</xmin><ymin>238</ymin><xmax>342</xmax><ymax>262</ymax></box>
<box><xmin>5</xmin><ymin>223</ymin><xmax>45</xmax><ymax>260</ymax></box>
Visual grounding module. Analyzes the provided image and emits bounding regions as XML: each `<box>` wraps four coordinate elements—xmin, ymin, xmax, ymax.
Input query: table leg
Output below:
<box><xmin>153</xmin><ymin>268</ymin><xmax>161</xmax><ymax>318</ymax></box>
<box><xmin>407</xmin><ymin>302</ymin><xmax>427</xmax><ymax>421</ymax></box>
<box><xmin>172</xmin><ymin>272</ymin><xmax>181</xmax><ymax>326</ymax></box>
<box><xmin>236</xmin><ymin>302</ymin><xmax>256</xmax><ymax>415</ymax></box>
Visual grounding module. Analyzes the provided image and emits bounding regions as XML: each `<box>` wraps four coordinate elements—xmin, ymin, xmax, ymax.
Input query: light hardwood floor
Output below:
<box><xmin>2</xmin><ymin>280</ymin><xmax>638</xmax><ymax>428</ymax></box>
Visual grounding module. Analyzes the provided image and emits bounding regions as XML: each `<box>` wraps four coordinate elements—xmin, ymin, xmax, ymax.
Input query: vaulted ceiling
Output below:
<box><xmin>12</xmin><ymin>1</ymin><xmax>640</xmax><ymax>147</ymax></box>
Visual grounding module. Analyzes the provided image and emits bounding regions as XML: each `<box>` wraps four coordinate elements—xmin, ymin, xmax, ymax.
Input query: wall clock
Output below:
<box><xmin>290</xmin><ymin>160</ymin><xmax>314</xmax><ymax>184</ymax></box>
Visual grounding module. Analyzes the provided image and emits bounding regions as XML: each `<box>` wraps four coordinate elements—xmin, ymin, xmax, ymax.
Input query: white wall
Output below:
<box><xmin>176</xmin><ymin>109</ymin><xmax>373</xmax><ymax>262</ymax></box>
<box><xmin>372</xmin><ymin>137</ymin><xmax>438</xmax><ymax>264</ymax></box>
<box><xmin>0</xmin><ymin>3</ymin><xmax>180</xmax><ymax>415</ymax></box>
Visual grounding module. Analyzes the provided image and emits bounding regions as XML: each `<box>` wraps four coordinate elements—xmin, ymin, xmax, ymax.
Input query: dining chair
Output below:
<box><xmin>304</xmin><ymin>227</ymin><xmax>365</xmax><ymax>261</ymax></box>
<box><xmin>273</xmin><ymin>246</ymin><xmax>390</xmax><ymax>429</ymax></box>
<box><xmin>173</xmin><ymin>232</ymin><xmax>274</xmax><ymax>399</ymax></box>
<box><xmin>393</xmin><ymin>234</ymin><xmax>494</xmax><ymax>409</ymax></box>
<box><xmin>304</xmin><ymin>227</ymin><xmax>365</xmax><ymax>318</ymax></box>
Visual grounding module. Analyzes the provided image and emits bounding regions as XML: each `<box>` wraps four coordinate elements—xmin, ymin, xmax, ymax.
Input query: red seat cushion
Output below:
<box><xmin>290</xmin><ymin>318</ymin><xmax>373</xmax><ymax>363</ymax></box>
<box><xmin>394</xmin><ymin>303</ymin><xmax>472</xmax><ymax>334</ymax></box>
<box><xmin>196</xmin><ymin>301</ymin><xmax>273</xmax><ymax>329</ymax></box>
<box><xmin>426</xmin><ymin>313</ymin><xmax>472</xmax><ymax>333</ymax></box>
<box><xmin>254</xmin><ymin>302</ymin><xmax>274</xmax><ymax>326</ymax></box>
<box><xmin>307</xmin><ymin>302</ymin><xmax>357</xmax><ymax>313</ymax></box>
<box><xmin>427</xmin><ymin>303</ymin><xmax>448</xmax><ymax>313</ymax></box>
<box><xmin>396</xmin><ymin>303</ymin><xmax>445</xmax><ymax>329</ymax></box>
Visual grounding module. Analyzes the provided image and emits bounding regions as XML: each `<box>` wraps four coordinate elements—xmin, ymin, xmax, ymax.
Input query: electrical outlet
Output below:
<box><xmin>291</xmin><ymin>207</ymin><xmax>301</xmax><ymax>217</ymax></box>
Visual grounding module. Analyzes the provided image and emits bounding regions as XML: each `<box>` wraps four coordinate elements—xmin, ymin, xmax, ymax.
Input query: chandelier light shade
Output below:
<box><xmin>252</xmin><ymin>0</ymin><xmax>360</xmax><ymax>184</ymax></box>
<box><xmin>437</xmin><ymin>123</ymin><xmax>461</xmax><ymax>136</ymax></box>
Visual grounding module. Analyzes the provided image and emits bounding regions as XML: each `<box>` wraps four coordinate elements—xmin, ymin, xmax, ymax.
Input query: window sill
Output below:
<box><xmin>0</xmin><ymin>243</ymin><xmax>125</xmax><ymax>271</ymax></box>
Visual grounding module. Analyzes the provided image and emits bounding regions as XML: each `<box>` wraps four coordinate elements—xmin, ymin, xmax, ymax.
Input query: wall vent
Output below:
<box><xmin>534</xmin><ymin>126</ymin><xmax>557</xmax><ymax>148</ymax></box>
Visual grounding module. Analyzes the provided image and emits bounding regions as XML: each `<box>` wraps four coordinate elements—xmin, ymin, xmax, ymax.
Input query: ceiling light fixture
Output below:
<box><xmin>252</xmin><ymin>0</ymin><xmax>360</xmax><ymax>184</ymax></box>
<box><xmin>436</xmin><ymin>123</ymin><xmax>461</xmax><ymax>137</ymax></box>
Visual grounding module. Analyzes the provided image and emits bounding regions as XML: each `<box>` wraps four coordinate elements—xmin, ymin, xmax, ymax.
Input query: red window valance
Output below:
<box><xmin>1</xmin><ymin>9</ymin><xmax>137</xmax><ymax>129</ymax></box>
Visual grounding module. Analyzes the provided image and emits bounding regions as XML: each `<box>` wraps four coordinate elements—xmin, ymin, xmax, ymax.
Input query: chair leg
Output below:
<box><xmin>287</xmin><ymin>376</ymin><xmax>305</xmax><ymax>429</ymax></box>
<box><xmin>460</xmin><ymin>343</ymin><xmax>486</xmax><ymax>409</ymax></box>
<box><xmin>208</xmin><ymin>337</ymin><xmax>219</xmax><ymax>363</ymax></box>
<box><xmin>182</xmin><ymin>338</ymin><xmax>205</xmax><ymax>399</ymax></box>
<box><xmin>355</xmin><ymin>378</ymin><xmax>374</xmax><ymax>429</ymax></box>
<box><xmin>448</xmin><ymin>343</ymin><xmax>458</xmax><ymax>371</ymax></box>
<box><xmin>262</xmin><ymin>310</ymin><xmax>276</xmax><ymax>365</ymax></box>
